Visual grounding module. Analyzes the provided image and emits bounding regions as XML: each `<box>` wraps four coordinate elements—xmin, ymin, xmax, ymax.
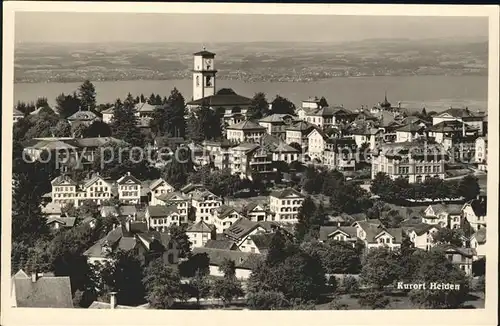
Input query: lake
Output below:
<box><xmin>14</xmin><ymin>75</ymin><xmax>487</xmax><ymax>112</ymax></box>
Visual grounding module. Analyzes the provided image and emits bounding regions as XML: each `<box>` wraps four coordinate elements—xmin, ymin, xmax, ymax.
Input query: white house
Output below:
<box><xmin>223</xmin><ymin>218</ymin><xmax>274</xmax><ymax>253</ymax></box>
<box><xmin>213</xmin><ymin>205</ymin><xmax>246</xmax><ymax>233</ymax></box>
<box><xmin>101</xmin><ymin>107</ymin><xmax>114</xmax><ymax>124</ymax></box>
<box><xmin>461</xmin><ymin>198</ymin><xmax>487</xmax><ymax>231</ymax></box>
<box><xmin>186</xmin><ymin>221</ymin><xmax>216</xmax><ymax>248</ymax></box>
<box><xmin>226</xmin><ymin>120</ymin><xmax>267</xmax><ymax>143</ymax></box>
<box><xmin>155</xmin><ymin>191</ymin><xmax>191</xmax><ymax>222</ymax></box>
<box><xmin>306</xmin><ymin>128</ymin><xmax>328</xmax><ymax>160</ymax></box>
<box><xmin>285</xmin><ymin>121</ymin><xmax>316</xmax><ymax>149</ymax></box>
<box><xmin>145</xmin><ymin>205</ymin><xmax>184</xmax><ymax>231</ymax></box>
<box><xmin>422</xmin><ymin>204</ymin><xmax>463</xmax><ymax>228</ymax></box>
<box><xmin>352</xmin><ymin>220</ymin><xmax>402</xmax><ymax>251</ymax></box>
<box><xmin>269</xmin><ymin>188</ymin><xmax>304</xmax><ymax>223</ymax></box>
<box><xmin>116</xmin><ymin>172</ymin><xmax>141</xmax><ymax>205</ymax></box>
<box><xmin>407</xmin><ymin>224</ymin><xmax>440</xmax><ymax>251</ymax></box>
<box><xmin>475</xmin><ymin>136</ymin><xmax>487</xmax><ymax>170</ymax></box>
<box><xmin>191</xmin><ymin>190</ymin><xmax>222</xmax><ymax>223</ymax></box>
<box><xmin>244</xmin><ymin>202</ymin><xmax>268</xmax><ymax>222</ymax></box>
<box><xmin>149</xmin><ymin>178</ymin><xmax>175</xmax><ymax>206</ymax></box>
<box><xmin>395</xmin><ymin>123</ymin><xmax>426</xmax><ymax>143</ymax></box>
<box><xmin>318</xmin><ymin>226</ymin><xmax>358</xmax><ymax>247</ymax></box>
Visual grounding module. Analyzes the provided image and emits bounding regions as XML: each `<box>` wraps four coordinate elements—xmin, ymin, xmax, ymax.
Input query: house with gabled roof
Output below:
<box><xmin>155</xmin><ymin>191</ymin><xmax>191</xmax><ymax>221</ymax></box>
<box><xmin>204</xmin><ymin>239</ymin><xmax>237</xmax><ymax>250</ymax></box>
<box><xmin>226</xmin><ymin>120</ymin><xmax>267</xmax><ymax>143</ymax></box>
<box><xmin>191</xmin><ymin>189</ymin><xmax>222</xmax><ymax>223</ymax></box>
<box><xmin>395</xmin><ymin>123</ymin><xmax>426</xmax><ymax>143</ymax></box>
<box><xmin>285</xmin><ymin>120</ymin><xmax>316</xmax><ymax>149</ymax></box>
<box><xmin>116</xmin><ymin>172</ymin><xmax>141</xmax><ymax>204</ymax></box>
<box><xmin>435</xmin><ymin>244</ymin><xmax>475</xmax><ymax>276</ymax></box>
<box><xmin>406</xmin><ymin>223</ymin><xmax>440</xmax><ymax>250</ymax></box>
<box><xmin>422</xmin><ymin>203</ymin><xmax>463</xmax><ymax>228</ymax></box>
<box><xmin>240</xmin><ymin>233</ymin><xmax>275</xmax><ymax>254</ymax></box>
<box><xmin>186</xmin><ymin>220</ymin><xmax>216</xmax><ymax>248</ymax></box>
<box><xmin>352</xmin><ymin>219</ymin><xmax>403</xmax><ymax>250</ymax></box>
<box><xmin>46</xmin><ymin>216</ymin><xmax>77</xmax><ymax>230</ymax></box>
<box><xmin>149</xmin><ymin>178</ymin><xmax>175</xmax><ymax>205</ymax></box>
<box><xmin>269</xmin><ymin>188</ymin><xmax>305</xmax><ymax>223</ymax></box>
<box><xmin>306</xmin><ymin>127</ymin><xmax>329</xmax><ymax>160</ymax></box>
<box><xmin>258</xmin><ymin>114</ymin><xmax>297</xmax><ymax>140</ymax></box>
<box><xmin>192</xmin><ymin>247</ymin><xmax>264</xmax><ymax>280</ymax></box>
<box><xmin>318</xmin><ymin>226</ymin><xmax>358</xmax><ymax>247</ymax></box>
<box><xmin>145</xmin><ymin>205</ymin><xmax>184</xmax><ymax>231</ymax></box>
<box><xmin>432</xmin><ymin>107</ymin><xmax>485</xmax><ymax>135</ymax></box>
<box><xmin>213</xmin><ymin>205</ymin><xmax>247</xmax><ymax>233</ymax></box>
<box><xmin>461</xmin><ymin>198</ymin><xmax>487</xmax><ymax>231</ymax></box>
<box><xmin>11</xmin><ymin>270</ymin><xmax>73</xmax><ymax>308</ymax></box>
<box><xmin>67</xmin><ymin>110</ymin><xmax>99</xmax><ymax>126</ymax></box>
<box><xmin>244</xmin><ymin>202</ymin><xmax>269</xmax><ymax>222</ymax></box>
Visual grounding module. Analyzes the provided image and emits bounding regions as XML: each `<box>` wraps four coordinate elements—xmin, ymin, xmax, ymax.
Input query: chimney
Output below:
<box><xmin>109</xmin><ymin>292</ymin><xmax>117</xmax><ymax>309</ymax></box>
<box><xmin>31</xmin><ymin>272</ymin><xmax>39</xmax><ymax>283</ymax></box>
<box><xmin>127</xmin><ymin>171</ymin><xmax>131</xmax><ymax>176</ymax></box>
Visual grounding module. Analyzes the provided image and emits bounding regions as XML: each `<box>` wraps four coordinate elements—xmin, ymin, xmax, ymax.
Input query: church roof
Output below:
<box><xmin>186</xmin><ymin>93</ymin><xmax>252</xmax><ymax>107</ymax></box>
<box><xmin>193</xmin><ymin>50</ymin><xmax>216</xmax><ymax>57</ymax></box>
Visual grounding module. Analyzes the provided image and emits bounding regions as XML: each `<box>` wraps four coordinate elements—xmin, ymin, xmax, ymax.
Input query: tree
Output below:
<box><xmin>100</xmin><ymin>250</ymin><xmax>146</xmax><ymax>306</ymax></box>
<box><xmin>318</xmin><ymin>96</ymin><xmax>328</xmax><ymax>108</ymax></box>
<box><xmin>151</xmin><ymin>88</ymin><xmax>186</xmax><ymax>138</ymax></box>
<box><xmin>270</xmin><ymin>95</ymin><xmax>296</xmax><ymax>115</ymax></box>
<box><xmin>188</xmin><ymin>104</ymin><xmax>222</xmax><ymax>141</ymax></box>
<box><xmin>51</xmin><ymin>119</ymin><xmax>72</xmax><ymax>137</ymax></box>
<box><xmin>432</xmin><ymin>228</ymin><xmax>465</xmax><ymax>247</ymax></box>
<box><xmin>83</xmin><ymin>121</ymin><xmax>112</xmax><ymax>138</ymax></box>
<box><xmin>329</xmin><ymin>182</ymin><xmax>371</xmax><ymax>215</ymax></box>
<box><xmin>189</xmin><ymin>270</ymin><xmax>211</xmax><ymax>304</ymax></box>
<box><xmin>24</xmin><ymin>108</ymin><xmax>60</xmax><ymax>139</ymax></box>
<box><xmin>36</xmin><ymin>97</ymin><xmax>50</xmax><ymax>109</ymax></box>
<box><xmin>247</xmin><ymin>92</ymin><xmax>269</xmax><ymax>120</ymax></box>
<box><xmin>408</xmin><ymin>249</ymin><xmax>469</xmax><ymax>308</ymax></box>
<box><xmin>110</xmin><ymin>98</ymin><xmax>144</xmax><ymax>147</ymax></box>
<box><xmin>142</xmin><ymin>258</ymin><xmax>182</xmax><ymax>309</ymax></box>
<box><xmin>360</xmin><ymin>247</ymin><xmax>402</xmax><ymax>290</ymax></box>
<box><xmin>219</xmin><ymin>258</ymin><xmax>236</xmax><ymax>278</ymax></box>
<box><xmin>370</xmin><ymin>172</ymin><xmax>397</xmax><ymax>201</ymax></box>
<box><xmin>456</xmin><ymin>175</ymin><xmax>480</xmax><ymax>201</ymax></box>
<box><xmin>358</xmin><ymin>291</ymin><xmax>390</xmax><ymax>309</ymax></box>
<box><xmin>15</xmin><ymin>101</ymin><xmax>36</xmax><ymax>116</ymax></box>
<box><xmin>72</xmin><ymin>123</ymin><xmax>88</xmax><ymax>138</ymax></box>
<box><xmin>295</xmin><ymin>197</ymin><xmax>319</xmax><ymax>242</ymax></box>
<box><xmin>211</xmin><ymin>276</ymin><xmax>244</xmax><ymax>307</ymax></box>
<box><xmin>78</xmin><ymin>80</ymin><xmax>97</xmax><ymax>111</ymax></box>
<box><xmin>162</xmin><ymin>146</ymin><xmax>195</xmax><ymax>189</ymax></box>
<box><xmin>342</xmin><ymin>276</ymin><xmax>359</xmax><ymax>293</ymax></box>
<box><xmin>246</xmin><ymin>291</ymin><xmax>289</xmax><ymax>310</ymax></box>
<box><xmin>168</xmin><ymin>224</ymin><xmax>191</xmax><ymax>258</ymax></box>
<box><xmin>302</xmin><ymin>240</ymin><xmax>362</xmax><ymax>274</ymax></box>
<box><xmin>178</xmin><ymin>252</ymin><xmax>210</xmax><ymax>278</ymax></box>
<box><xmin>55</xmin><ymin>92</ymin><xmax>81</xmax><ymax>118</ymax></box>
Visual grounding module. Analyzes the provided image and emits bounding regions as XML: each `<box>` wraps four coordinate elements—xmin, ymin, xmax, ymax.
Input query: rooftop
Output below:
<box><xmin>12</xmin><ymin>272</ymin><xmax>73</xmax><ymax>308</ymax></box>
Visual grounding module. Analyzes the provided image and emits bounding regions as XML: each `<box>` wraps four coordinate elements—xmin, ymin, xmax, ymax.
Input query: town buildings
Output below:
<box><xmin>269</xmin><ymin>188</ymin><xmax>304</xmax><ymax>223</ymax></box>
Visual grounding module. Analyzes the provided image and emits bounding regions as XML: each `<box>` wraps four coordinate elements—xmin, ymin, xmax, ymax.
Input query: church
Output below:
<box><xmin>185</xmin><ymin>49</ymin><xmax>253</xmax><ymax>126</ymax></box>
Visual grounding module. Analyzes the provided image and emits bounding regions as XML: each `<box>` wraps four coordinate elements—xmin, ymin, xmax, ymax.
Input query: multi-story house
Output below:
<box><xmin>101</xmin><ymin>107</ymin><xmax>114</xmax><ymax>124</ymax></box>
<box><xmin>306</xmin><ymin>128</ymin><xmax>328</xmax><ymax>160</ymax></box>
<box><xmin>422</xmin><ymin>204</ymin><xmax>463</xmax><ymax>228</ymax></box>
<box><xmin>371</xmin><ymin>141</ymin><xmax>447</xmax><ymax>183</ymax></box>
<box><xmin>203</xmin><ymin>140</ymin><xmax>234</xmax><ymax>170</ymax></box>
<box><xmin>269</xmin><ymin>188</ymin><xmax>304</xmax><ymax>223</ymax></box>
<box><xmin>258</xmin><ymin>114</ymin><xmax>296</xmax><ymax>140</ymax></box>
<box><xmin>461</xmin><ymin>198</ymin><xmax>487</xmax><ymax>231</ymax></box>
<box><xmin>349</xmin><ymin>126</ymin><xmax>383</xmax><ymax>151</ymax></box>
<box><xmin>270</xmin><ymin>143</ymin><xmax>300</xmax><ymax>164</ymax></box>
<box><xmin>213</xmin><ymin>205</ymin><xmax>247</xmax><ymax>233</ymax></box>
<box><xmin>51</xmin><ymin>175</ymin><xmax>79</xmax><ymax>207</ymax></box>
<box><xmin>226</xmin><ymin>120</ymin><xmax>267</xmax><ymax>143</ymax></box>
<box><xmin>146</xmin><ymin>205</ymin><xmax>184</xmax><ymax>231</ymax></box>
<box><xmin>191</xmin><ymin>190</ymin><xmax>222</xmax><ymax>223</ymax></box>
<box><xmin>439</xmin><ymin>244</ymin><xmax>475</xmax><ymax>276</ymax></box>
<box><xmin>155</xmin><ymin>191</ymin><xmax>191</xmax><ymax>221</ymax></box>
<box><xmin>79</xmin><ymin>174</ymin><xmax>115</xmax><ymax>206</ymax></box>
<box><xmin>407</xmin><ymin>224</ymin><xmax>440</xmax><ymax>250</ymax></box>
<box><xmin>305</xmin><ymin>106</ymin><xmax>354</xmax><ymax>130</ymax></box>
<box><xmin>432</xmin><ymin>107</ymin><xmax>485</xmax><ymax>136</ymax></box>
<box><xmin>297</xmin><ymin>97</ymin><xmax>321</xmax><ymax>120</ymax></box>
<box><xmin>229</xmin><ymin>143</ymin><xmax>273</xmax><ymax>180</ymax></box>
<box><xmin>186</xmin><ymin>221</ymin><xmax>216</xmax><ymax>248</ymax></box>
<box><xmin>323</xmin><ymin>138</ymin><xmax>357</xmax><ymax>171</ymax></box>
<box><xmin>116</xmin><ymin>172</ymin><xmax>141</xmax><ymax>205</ymax></box>
<box><xmin>395</xmin><ymin>123</ymin><xmax>426</xmax><ymax>143</ymax></box>
<box><xmin>285</xmin><ymin>121</ymin><xmax>316</xmax><ymax>149</ymax></box>
<box><xmin>149</xmin><ymin>178</ymin><xmax>175</xmax><ymax>206</ymax></box>
<box><xmin>475</xmin><ymin>136</ymin><xmax>488</xmax><ymax>171</ymax></box>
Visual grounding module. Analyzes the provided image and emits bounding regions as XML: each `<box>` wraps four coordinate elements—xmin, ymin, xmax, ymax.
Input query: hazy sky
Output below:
<box><xmin>15</xmin><ymin>12</ymin><xmax>488</xmax><ymax>43</ymax></box>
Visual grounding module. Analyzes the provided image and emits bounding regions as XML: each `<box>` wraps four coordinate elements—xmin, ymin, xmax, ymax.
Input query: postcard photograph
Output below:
<box><xmin>1</xmin><ymin>2</ymin><xmax>499</xmax><ymax>326</ymax></box>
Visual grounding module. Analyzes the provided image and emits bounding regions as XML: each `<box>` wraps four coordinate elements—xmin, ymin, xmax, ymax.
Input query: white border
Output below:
<box><xmin>2</xmin><ymin>2</ymin><xmax>499</xmax><ymax>326</ymax></box>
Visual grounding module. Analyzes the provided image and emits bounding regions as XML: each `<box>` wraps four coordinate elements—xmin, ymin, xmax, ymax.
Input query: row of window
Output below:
<box><xmin>120</xmin><ymin>185</ymin><xmax>138</xmax><ymax>190</ymax></box>
<box><xmin>121</xmin><ymin>191</ymin><xmax>139</xmax><ymax>197</ymax></box>
<box><xmin>151</xmin><ymin>216</ymin><xmax>184</xmax><ymax>224</ymax></box>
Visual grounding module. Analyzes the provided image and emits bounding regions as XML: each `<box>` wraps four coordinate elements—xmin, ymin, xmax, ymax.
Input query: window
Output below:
<box><xmin>168</xmin><ymin>253</ymin><xmax>174</xmax><ymax>264</ymax></box>
<box><xmin>196</xmin><ymin>76</ymin><xmax>200</xmax><ymax>86</ymax></box>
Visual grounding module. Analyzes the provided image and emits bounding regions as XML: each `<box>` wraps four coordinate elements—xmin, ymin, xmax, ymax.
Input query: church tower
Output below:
<box><xmin>192</xmin><ymin>48</ymin><xmax>217</xmax><ymax>101</ymax></box>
